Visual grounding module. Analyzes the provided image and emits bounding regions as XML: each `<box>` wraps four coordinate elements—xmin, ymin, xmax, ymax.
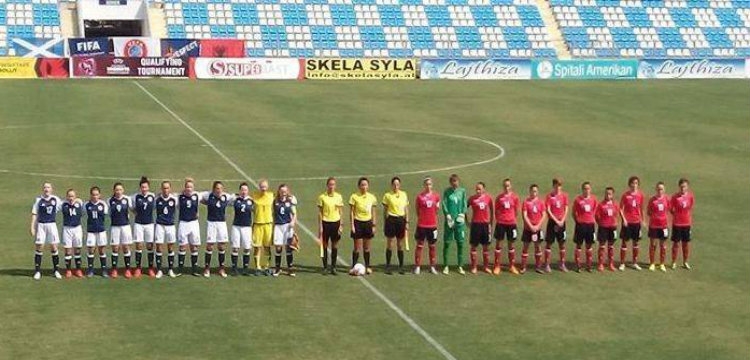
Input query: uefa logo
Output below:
<box><xmin>536</xmin><ymin>60</ymin><xmax>553</xmax><ymax>79</ymax></box>
<box><xmin>124</xmin><ymin>39</ymin><xmax>148</xmax><ymax>57</ymax></box>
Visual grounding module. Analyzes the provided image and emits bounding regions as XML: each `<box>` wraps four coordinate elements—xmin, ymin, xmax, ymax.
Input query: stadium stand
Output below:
<box><xmin>1</xmin><ymin>0</ymin><xmax>749</xmax><ymax>58</ymax></box>
<box><xmin>550</xmin><ymin>0</ymin><xmax>750</xmax><ymax>58</ymax></box>
<box><xmin>0</xmin><ymin>0</ymin><xmax>62</xmax><ymax>56</ymax></box>
<box><xmin>161</xmin><ymin>0</ymin><xmax>558</xmax><ymax>58</ymax></box>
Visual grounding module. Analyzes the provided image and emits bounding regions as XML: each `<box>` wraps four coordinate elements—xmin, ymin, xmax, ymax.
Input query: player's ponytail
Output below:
<box><xmin>140</xmin><ymin>176</ymin><xmax>150</xmax><ymax>186</ymax></box>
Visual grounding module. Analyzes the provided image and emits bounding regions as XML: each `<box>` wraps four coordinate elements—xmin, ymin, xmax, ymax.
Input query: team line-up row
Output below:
<box><xmin>29</xmin><ymin>174</ymin><xmax>695</xmax><ymax>280</ymax></box>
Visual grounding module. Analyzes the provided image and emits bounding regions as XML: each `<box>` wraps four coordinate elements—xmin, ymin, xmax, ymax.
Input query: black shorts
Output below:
<box><xmin>322</xmin><ymin>221</ymin><xmax>341</xmax><ymax>242</ymax></box>
<box><xmin>671</xmin><ymin>226</ymin><xmax>691</xmax><ymax>242</ymax></box>
<box><xmin>493</xmin><ymin>224</ymin><xmax>518</xmax><ymax>241</ymax></box>
<box><xmin>351</xmin><ymin>220</ymin><xmax>374</xmax><ymax>239</ymax></box>
<box><xmin>415</xmin><ymin>226</ymin><xmax>438</xmax><ymax>244</ymax></box>
<box><xmin>597</xmin><ymin>226</ymin><xmax>617</xmax><ymax>243</ymax></box>
<box><xmin>521</xmin><ymin>229</ymin><xmax>543</xmax><ymax>243</ymax></box>
<box><xmin>620</xmin><ymin>223</ymin><xmax>642</xmax><ymax>241</ymax></box>
<box><xmin>545</xmin><ymin>221</ymin><xmax>567</xmax><ymax>243</ymax></box>
<box><xmin>470</xmin><ymin>223</ymin><xmax>491</xmax><ymax>246</ymax></box>
<box><xmin>648</xmin><ymin>228</ymin><xmax>669</xmax><ymax>241</ymax></box>
<box><xmin>574</xmin><ymin>223</ymin><xmax>595</xmax><ymax>244</ymax></box>
<box><xmin>384</xmin><ymin>216</ymin><xmax>406</xmax><ymax>239</ymax></box>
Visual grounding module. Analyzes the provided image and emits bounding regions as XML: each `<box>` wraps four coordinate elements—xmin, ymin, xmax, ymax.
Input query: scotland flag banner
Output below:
<box><xmin>11</xmin><ymin>38</ymin><xmax>65</xmax><ymax>58</ymax></box>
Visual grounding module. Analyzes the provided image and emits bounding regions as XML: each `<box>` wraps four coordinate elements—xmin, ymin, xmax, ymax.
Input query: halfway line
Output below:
<box><xmin>133</xmin><ymin>80</ymin><xmax>458</xmax><ymax>360</ymax></box>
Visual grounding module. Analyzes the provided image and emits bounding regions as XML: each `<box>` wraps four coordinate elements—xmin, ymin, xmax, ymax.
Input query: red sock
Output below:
<box><xmin>559</xmin><ymin>246</ymin><xmax>566</xmax><ymax>265</ymax></box>
<box><xmin>544</xmin><ymin>247</ymin><xmax>552</xmax><ymax>265</ymax></box>
<box><xmin>494</xmin><ymin>245</ymin><xmax>502</xmax><ymax>268</ymax></box>
<box><xmin>415</xmin><ymin>242</ymin><xmax>424</xmax><ymax>267</ymax></box>
<box><xmin>672</xmin><ymin>242</ymin><xmax>680</xmax><ymax>263</ymax></box>
<box><xmin>608</xmin><ymin>245</ymin><xmax>615</xmax><ymax>266</ymax></box>
<box><xmin>586</xmin><ymin>247</ymin><xmax>593</xmax><ymax>267</ymax></box>
<box><xmin>682</xmin><ymin>242</ymin><xmax>690</xmax><ymax>263</ymax></box>
<box><xmin>521</xmin><ymin>250</ymin><xmax>528</xmax><ymax>268</ymax></box>
<box><xmin>482</xmin><ymin>245</ymin><xmax>490</xmax><ymax>268</ymax></box>
<box><xmin>619</xmin><ymin>245</ymin><xmax>627</xmax><ymax>264</ymax></box>
<box><xmin>649</xmin><ymin>244</ymin><xmax>656</xmax><ymax>264</ymax></box>
<box><xmin>535</xmin><ymin>245</ymin><xmax>543</xmax><ymax>267</ymax></box>
<box><xmin>659</xmin><ymin>243</ymin><xmax>667</xmax><ymax>264</ymax></box>
<box><xmin>508</xmin><ymin>248</ymin><xmax>516</xmax><ymax>267</ymax></box>
<box><xmin>632</xmin><ymin>244</ymin><xmax>640</xmax><ymax>264</ymax></box>
<box><xmin>470</xmin><ymin>248</ymin><xmax>477</xmax><ymax>269</ymax></box>
<box><xmin>428</xmin><ymin>244</ymin><xmax>437</xmax><ymax>266</ymax></box>
<box><xmin>574</xmin><ymin>247</ymin><xmax>582</xmax><ymax>267</ymax></box>
<box><xmin>598</xmin><ymin>246</ymin><xmax>606</xmax><ymax>265</ymax></box>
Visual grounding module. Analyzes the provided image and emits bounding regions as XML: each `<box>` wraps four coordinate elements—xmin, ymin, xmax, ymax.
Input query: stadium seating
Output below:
<box><xmin>162</xmin><ymin>0</ymin><xmax>558</xmax><ymax>58</ymax></box>
<box><xmin>0</xmin><ymin>0</ymin><xmax>62</xmax><ymax>56</ymax></box>
<box><xmin>550</xmin><ymin>0</ymin><xmax>750</xmax><ymax>58</ymax></box>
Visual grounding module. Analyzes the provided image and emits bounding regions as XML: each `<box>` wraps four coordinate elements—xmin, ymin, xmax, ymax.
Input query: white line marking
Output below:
<box><xmin>133</xmin><ymin>80</ymin><xmax>458</xmax><ymax>360</ymax></box>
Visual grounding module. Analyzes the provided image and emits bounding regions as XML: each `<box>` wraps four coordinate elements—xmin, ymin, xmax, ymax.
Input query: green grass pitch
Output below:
<box><xmin>0</xmin><ymin>79</ymin><xmax>748</xmax><ymax>360</ymax></box>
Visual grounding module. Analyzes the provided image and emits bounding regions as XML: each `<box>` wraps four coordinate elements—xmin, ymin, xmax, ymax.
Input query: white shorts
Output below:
<box><xmin>273</xmin><ymin>223</ymin><xmax>294</xmax><ymax>246</ymax></box>
<box><xmin>133</xmin><ymin>223</ymin><xmax>154</xmax><ymax>243</ymax></box>
<box><xmin>86</xmin><ymin>232</ymin><xmax>108</xmax><ymax>247</ymax></box>
<box><xmin>178</xmin><ymin>220</ymin><xmax>201</xmax><ymax>246</ymax></box>
<box><xmin>35</xmin><ymin>222</ymin><xmax>59</xmax><ymax>245</ymax></box>
<box><xmin>231</xmin><ymin>225</ymin><xmax>252</xmax><ymax>250</ymax></box>
<box><xmin>154</xmin><ymin>224</ymin><xmax>176</xmax><ymax>244</ymax></box>
<box><xmin>63</xmin><ymin>226</ymin><xmax>83</xmax><ymax>248</ymax></box>
<box><xmin>110</xmin><ymin>225</ymin><xmax>133</xmax><ymax>246</ymax></box>
<box><xmin>206</xmin><ymin>221</ymin><xmax>229</xmax><ymax>243</ymax></box>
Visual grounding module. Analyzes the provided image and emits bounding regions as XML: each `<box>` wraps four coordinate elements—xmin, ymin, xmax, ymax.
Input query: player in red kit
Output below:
<box><xmin>572</xmin><ymin>182</ymin><xmax>597</xmax><ymax>272</ymax></box>
<box><xmin>521</xmin><ymin>184</ymin><xmax>546</xmax><ymax>274</ymax></box>
<box><xmin>544</xmin><ymin>178</ymin><xmax>569</xmax><ymax>273</ymax></box>
<box><xmin>468</xmin><ymin>182</ymin><xmax>493</xmax><ymax>275</ymax></box>
<box><xmin>670</xmin><ymin>178</ymin><xmax>694</xmax><ymax>270</ymax></box>
<box><xmin>619</xmin><ymin>176</ymin><xmax>645</xmax><ymax>271</ymax></box>
<box><xmin>596</xmin><ymin>187</ymin><xmax>620</xmax><ymax>271</ymax></box>
<box><xmin>647</xmin><ymin>182</ymin><xmax>670</xmax><ymax>272</ymax></box>
<box><xmin>414</xmin><ymin>177</ymin><xmax>441</xmax><ymax>275</ymax></box>
<box><xmin>493</xmin><ymin>178</ymin><xmax>520</xmax><ymax>275</ymax></box>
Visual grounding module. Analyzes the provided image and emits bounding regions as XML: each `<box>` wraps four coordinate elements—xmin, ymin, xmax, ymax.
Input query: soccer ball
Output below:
<box><xmin>351</xmin><ymin>263</ymin><xmax>366</xmax><ymax>276</ymax></box>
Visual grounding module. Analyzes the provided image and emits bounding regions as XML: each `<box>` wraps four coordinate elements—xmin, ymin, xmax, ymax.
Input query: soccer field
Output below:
<box><xmin>0</xmin><ymin>79</ymin><xmax>748</xmax><ymax>360</ymax></box>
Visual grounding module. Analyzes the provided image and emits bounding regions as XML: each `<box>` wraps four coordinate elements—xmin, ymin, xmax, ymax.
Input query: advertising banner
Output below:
<box><xmin>11</xmin><ymin>38</ymin><xmax>65</xmax><ymax>58</ymax></box>
<box><xmin>67</xmin><ymin>37</ymin><xmax>110</xmax><ymax>57</ymax></box>
<box><xmin>305</xmin><ymin>58</ymin><xmax>416</xmax><ymax>79</ymax></box>
<box><xmin>0</xmin><ymin>57</ymin><xmax>38</xmax><ymax>78</ymax></box>
<box><xmin>161</xmin><ymin>39</ymin><xmax>201</xmax><ymax>58</ymax></box>
<box><xmin>420</xmin><ymin>59</ymin><xmax>531</xmax><ymax>80</ymax></box>
<box><xmin>531</xmin><ymin>59</ymin><xmax>638</xmax><ymax>80</ymax></box>
<box><xmin>190</xmin><ymin>58</ymin><xmax>303</xmax><ymax>79</ymax></box>
<box><xmin>35</xmin><ymin>58</ymin><xmax>70</xmax><ymax>78</ymax></box>
<box><xmin>199</xmin><ymin>39</ymin><xmax>245</xmax><ymax>58</ymax></box>
<box><xmin>112</xmin><ymin>37</ymin><xmax>161</xmax><ymax>58</ymax></box>
<box><xmin>71</xmin><ymin>56</ymin><xmax>188</xmax><ymax>78</ymax></box>
<box><xmin>638</xmin><ymin>58</ymin><xmax>747</xmax><ymax>79</ymax></box>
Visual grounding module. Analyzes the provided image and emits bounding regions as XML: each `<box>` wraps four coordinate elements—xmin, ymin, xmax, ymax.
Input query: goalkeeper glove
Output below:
<box><xmin>446</xmin><ymin>214</ymin><xmax>455</xmax><ymax>229</ymax></box>
<box><xmin>456</xmin><ymin>213</ymin><xmax>465</xmax><ymax>224</ymax></box>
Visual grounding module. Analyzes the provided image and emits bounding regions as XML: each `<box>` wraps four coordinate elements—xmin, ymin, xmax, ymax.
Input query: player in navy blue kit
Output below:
<box><xmin>109</xmin><ymin>183</ymin><xmax>133</xmax><ymax>279</ymax></box>
<box><xmin>85</xmin><ymin>186</ymin><xmax>109</xmax><ymax>277</ymax></box>
<box><xmin>178</xmin><ymin>178</ymin><xmax>202</xmax><ymax>276</ymax></box>
<box><xmin>61</xmin><ymin>189</ymin><xmax>84</xmax><ymax>278</ymax></box>
<box><xmin>132</xmin><ymin>177</ymin><xmax>156</xmax><ymax>278</ymax></box>
<box><xmin>155</xmin><ymin>181</ymin><xmax>179</xmax><ymax>278</ymax></box>
<box><xmin>201</xmin><ymin>181</ymin><xmax>234</xmax><ymax>278</ymax></box>
<box><xmin>272</xmin><ymin>184</ymin><xmax>297</xmax><ymax>277</ymax></box>
<box><xmin>231</xmin><ymin>183</ymin><xmax>254</xmax><ymax>276</ymax></box>
<box><xmin>30</xmin><ymin>182</ymin><xmax>63</xmax><ymax>280</ymax></box>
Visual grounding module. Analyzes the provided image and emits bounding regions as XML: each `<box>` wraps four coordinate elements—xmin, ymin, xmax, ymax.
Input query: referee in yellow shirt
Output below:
<box><xmin>251</xmin><ymin>179</ymin><xmax>274</xmax><ymax>276</ymax></box>
<box><xmin>382</xmin><ymin>176</ymin><xmax>409</xmax><ymax>274</ymax></box>
<box><xmin>348</xmin><ymin>177</ymin><xmax>377</xmax><ymax>275</ymax></box>
<box><xmin>317</xmin><ymin>177</ymin><xmax>344</xmax><ymax>275</ymax></box>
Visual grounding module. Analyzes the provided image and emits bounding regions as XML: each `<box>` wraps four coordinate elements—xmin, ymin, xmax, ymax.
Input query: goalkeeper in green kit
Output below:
<box><xmin>441</xmin><ymin>174</ymin><xmax>468</xmax><ymax>275</ymax></box>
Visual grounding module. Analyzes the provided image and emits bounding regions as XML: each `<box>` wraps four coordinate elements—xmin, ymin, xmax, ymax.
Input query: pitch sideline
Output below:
<box><xmin>133</xmin><ymin>80</ymin><xmax>459</xmax><ymax>360</ymax></box>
